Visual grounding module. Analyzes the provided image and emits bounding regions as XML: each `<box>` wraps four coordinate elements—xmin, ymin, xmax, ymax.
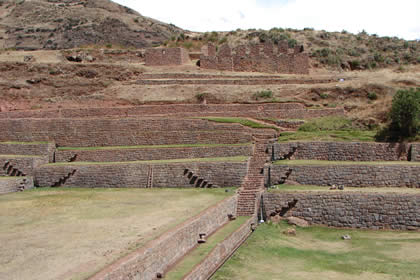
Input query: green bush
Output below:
<box><xmin>253</xmin><ymin>90</ymin><xmax>273</xmax><ymax>100</ymax></box>
<box><xmin>367</xmin><ymin>92</ymin><xmax>378</xmax><ymax>100</ymax></box>
<box><xmin>389</xmin><ymin>88</ymin><xmax>420</xmax><ymax>137</ymax></box>
<box><xmin>320</xmin><ymin>93</ymin><xmax>329</xmax><ymax>99</ymax></box>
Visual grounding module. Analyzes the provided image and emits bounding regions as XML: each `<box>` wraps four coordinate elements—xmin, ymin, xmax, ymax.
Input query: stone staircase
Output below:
<box><xmin>237</xmin><ymin>135</ymin><xmax>273</xmax><ymax>216</ymax></box>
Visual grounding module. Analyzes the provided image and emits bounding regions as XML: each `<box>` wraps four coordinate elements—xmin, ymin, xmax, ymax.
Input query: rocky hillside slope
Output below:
<box><xmin>0</xmin><ymin>0</ymin><xmax>183</xmax><ymax>50</ymax></box>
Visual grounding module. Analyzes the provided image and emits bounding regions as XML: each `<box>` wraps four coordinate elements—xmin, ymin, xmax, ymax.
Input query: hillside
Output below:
<box><xmin>0</xmin><ymin>0</ymin><xmax>183</xmax><ymax>50</ymax></box>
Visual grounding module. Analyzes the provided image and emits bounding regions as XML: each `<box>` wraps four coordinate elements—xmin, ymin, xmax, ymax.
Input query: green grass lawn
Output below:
<box><xmin>212</xmin><ymin>221</ymin><xmax>420</xmax><ymax>280</ymax></box>
<box><xmin>274</xmin><ymin>160</ymin><xmax>420</xmax><ymax>166</ymax></box>
<box><xmin>270</xmin><ymin>185</ymin><xmax>420</xmax><ymax>194</ymax></box>
<box><xmin>165</xmin><ymin>216</ymin><xmax>249</xmax><ymax>280</ymax></box>
<box><xmin>57</xmin><ymin>143</ymin><xmax>251</xmax><ymax>151</ymax></box>
<box><xmin>46</xmin><ymin>156</ymin><xmax>249</xmax><ymax>166</ymax></box>
<box><xmin>278</xmin><ymin>130</ymin><xmax>377</xmax><ymax>142</ymax></box>
<box><xmin>200</xmin><ymin>117</ymin><xmax>278</xmax><ymax>130</ymax></box>
<box><xmin>0</xmin><ymin>188</ymin><xmax>233</xmax><ymax>280</ymax></box>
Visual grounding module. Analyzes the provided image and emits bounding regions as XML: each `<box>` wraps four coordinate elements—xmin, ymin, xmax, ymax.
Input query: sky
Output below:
<box><xmin>113</xmin><ymin>0</ymin><xmax>420</xmax><ymax>40</ymax></box>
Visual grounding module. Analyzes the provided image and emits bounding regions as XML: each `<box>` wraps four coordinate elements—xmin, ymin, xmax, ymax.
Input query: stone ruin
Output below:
<box><xmin>200</xmin><ymin>41</ymin><xmax>309</xmax><ymax>74</ymax></box>
<box><xmin>145</xmin><ymin>47</ymin><xmax>191</xmax><ymax>66</ymax></box>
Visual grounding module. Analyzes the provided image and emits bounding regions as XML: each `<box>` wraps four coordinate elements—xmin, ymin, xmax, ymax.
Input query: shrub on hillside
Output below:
<box><xmin>376</xmin><ymin>88</ymin><xmax>420</xmax><ymax>140</ymax></box>
<box><xmin>389</xmin><ymin>88</ymin><xmax>420</xmax><ymax>137</ymax></box>
<box><xmin>253</xmin><ymin>90</ymin><xmax>273</xmax><ymax>100</ymax></box>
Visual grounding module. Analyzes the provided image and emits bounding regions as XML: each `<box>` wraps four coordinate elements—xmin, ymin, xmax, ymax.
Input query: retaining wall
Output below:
<box><xmin>411</xmin><ymin>144</ymin><xmax>420</xmax><ymax>161</ymax></box>
<box><xmin>55</xmin><ymin>145</ymin><xmax>253</xmax><ymax>162</ymax></box>
<box><xmin>0</xmin><ymin>177</ymin><xmax>34</xmax><ymax>194</ymax></box>
<box><xmin>35</xmin><ymin>162</ymin><xmax>248</xmax><ymax>188</ymax></box>
<box><xmin>89</xmin><ymin>195</ymin><xmax>238</xmax><ymax>280</ymax></box>
<box><xmin>264</xmin><ymin>192</ymin><xmax>420</xmax><ymax>230</ymax></box>
<box><xmin>0</xmin><ymin>118</ymin><xmax>252</xmax><ymax>147</ymax></box>
<box><xmin>267</xmin><ymin>164</ymin><xmax>420</xmax><ymax>188</ymax></box>
<box><xmin>135</xmin><ymin>78</ymin><xmax>332</xmax><ymax>85</ymax></box>
<box><xmin>0</xmin><ymin>142</ymin><xmax>55</xmax><ymax>162</ymax></box>
<box><xmin>183</xmin><ymin>217</ymin><xmax>254</xmax><ymax>280</ymax></box>
<box><xmin>272</xmin><ymin>142</ymin><xmax>413</xmax><ymax>161</ymax></box>
<box><xmin>1</xmin><ymin>156</ymin><xmax>49</xmax><ymax>176</ymax></box>
<box><xmin>0</xmin><ymin>103</ymin><xmax>345</xmax><ymax>120</ymax></box>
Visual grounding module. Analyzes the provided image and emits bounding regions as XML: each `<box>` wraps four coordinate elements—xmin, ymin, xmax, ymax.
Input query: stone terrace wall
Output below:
<box><xmin>200</xmin><ymin>42</ymin><xmax>309</xmax><ymax>74</ymax></box>
<box><xmin>0</xmin><ymin>142</ymin><xmax>56</xmax><ymax>162</ymax></box>
<box><xmin>264</xmin><ymin>192</ymin><xmax>420</xmax><ymax>230</ymax></box>
<box><xmin>35</xmin><ymin>162</ymin><xmax>248</xmax><ymax>188</ymax></box>
<box><xmin>272</xmin><ymin>142</ymin><xmax>412</xmax><ymax>161</ymax></box>
<box><xmin>90</xmin><ymin>196</ymin><xmax>237</xmax><ymax>280</ymax></box>
<box><xmin>411</xmin><ymin>144</ymin><xmax>420</xmax><ymax>161</ymax></box>
<box><xmin>55</xmin><ymin>145</ymin><xmax>253</xmax><ymax>162</ymax></box>
<box><xmin>0</xmin><ymin>177</ymin><xmax>34</xmax><ymax>194</ymax></box>
<box><xmin>0</xmin><ymin>103</ymin><xmax>345</xmax><ymax>120</ymax></box>
<box><xmin>184</xmin><ymin>217</ymin><xmax>255</xmax><ymax>280</ymax></box>
<box><xmin>268</xmin><ymin>164</ymin><xmax>420</xmax><ymax>188</ymax></box>
<box><xmin>1</xmin><ymin>156</ymin><xmax>49</xmax><ymax>176</ymax></box>
<box><xmin>145</xmin><ymin>48</ymin><xmax>190</xmax><ymax>66</ymax></box>
<box><xmin>135</xmin><ymin>78</ymin><xmax>331</xmax><ymax>85</ymax></box>
<box><xmin>0</xmin><ymin>119</ymin><xmax>252</xmax><ymax>147</ymax></box>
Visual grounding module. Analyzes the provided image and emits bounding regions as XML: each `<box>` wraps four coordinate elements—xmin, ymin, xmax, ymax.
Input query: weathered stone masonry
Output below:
<box><xmin>272</xmin><ymin>142</ymin><xmax>417</xmax><ymax>161</ymax></box>
<box><xmin>268</xmin><ymin>164</ymin><xmax>420</xmax><ymax>188</ymax></box>
<box><xmin>0</xmin><ymin>118</ymin><xmax>252</xmax><ymax>147</ymax></box>
<box><xmin>145</xmin><ymin>47</ymin><xmax>190</xmax><ymax>66</ymax></box>
<box><xmin>55</xmin><ymin>145</ymin><xmax>253</xmax><ymax>162</ymax></box>
<box><xmin>264</xmin><ymin>192</ymin><xmax>420</xmax><ymax>230</ymax></box>
<box><xmin>0</xmin><ymin>142</ymin><xmax>56</xmax><ymax>162</ymax></box>
<box><xmin>35</xmin><ymin>162</ymin><xmax>248</xmax><ymax>188</ymax></box>
<box><xmin>200</xmin><ymin>42</ymin><xmax>309</xmax><ymax>74</ymax></box>
<box><xmin>0</xmin><ymin>177</ymin><xmax>33</xmax><ymax>194</ymax></box>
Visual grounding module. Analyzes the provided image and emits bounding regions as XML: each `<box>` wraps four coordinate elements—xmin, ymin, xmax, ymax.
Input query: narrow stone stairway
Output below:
<box><xmin>236</xmin><ymin>135</ymin><xmax>273</xmax><ymax>216</ymax></box>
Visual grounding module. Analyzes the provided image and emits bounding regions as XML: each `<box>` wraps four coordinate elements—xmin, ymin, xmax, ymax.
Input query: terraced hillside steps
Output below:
<box><xmin>51</xmin><ymin>170</ymin><xmax>77</xmax><ymax>188</ymax></box>
<box><xmin>183</xmin><ymin>168</ymin><xmax>215</xmax><ymax>188</ymax></box>
<box><xmin>2</xmin><ymin>161</ymin><xmax>26</xmax><ymax>177</ymax></box>
<box><xmin>237</xmin><ymin>138</ymin><xmax>273</xmax><ymax>216</ymax></box>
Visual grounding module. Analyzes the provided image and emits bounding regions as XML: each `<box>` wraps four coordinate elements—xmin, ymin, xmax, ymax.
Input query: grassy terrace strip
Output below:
<box><xmin>274</xmin><ymin>160</ymin><xmax>420</xmax><ymax>166</ymax></box>
<box><xmin>165</xmin><ymin>216</ymin><xmax>249</xmax><ymax>280</ymax></box>
<box><xmin>0</xmin><ymin>141</ymin><xmax>49</xmax><ymax>145</ymax></box>
<box><xmin>270</xmin><ymin>185</ymin><xmax>420</xmax><ymax>194</ymax></box>
<box><xmin>57</xmin><ymin>143</ymin><xmax>252</xmax><ymax>151</ymax></box>
<box><xmin>211</xmin><ymin>222</ymin><xmax>420</xmax><ymax>280</ymax></box>
<box><xmin>0</xmin><ymin>154</ymin><xmax>44</xmax><ymax>158</ymax></box>
<box><xmin>199</xmin><ymin>117</ymin><xmax>278</xmax><ymax>130</ymax></box>
<box><xmin>278</xmin><ymin>130</ymin><xmax>376</xmax><ymax>142</ymax></box>
<box><xmin>45</xmin><ymin>156</ymin><xmax>249</xmax><ymax>166</ymax></box>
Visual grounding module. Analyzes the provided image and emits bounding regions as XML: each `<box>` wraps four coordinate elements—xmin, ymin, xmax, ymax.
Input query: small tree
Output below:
<box><xmin>389</xmin><ymin>88</ymin><xmax>420</xmax><ymax>137</ymax></box>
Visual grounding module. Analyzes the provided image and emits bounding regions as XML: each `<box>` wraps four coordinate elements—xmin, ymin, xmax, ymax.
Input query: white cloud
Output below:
<box><xmin>113</xmin><ymin>0</ymin><xmax>420</xmax><ymax>40</ymax></box>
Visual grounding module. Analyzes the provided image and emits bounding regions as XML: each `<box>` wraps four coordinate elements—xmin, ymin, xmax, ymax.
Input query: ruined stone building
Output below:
<box><xmin>200</xmin><ymin>42</ymin><xmax>309</xmax><ymax>74</ymax></box>
<box><xmin>145</xmin><ymin>47</ymin><xmax>190</xmax><ymax>66</ymax></box>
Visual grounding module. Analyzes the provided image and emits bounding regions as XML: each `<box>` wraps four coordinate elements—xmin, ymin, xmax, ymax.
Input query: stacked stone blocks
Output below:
<box><xmin>200</xmin><ymin>42</ymin><xmax>309</xmax><ymax>74</ymax></box>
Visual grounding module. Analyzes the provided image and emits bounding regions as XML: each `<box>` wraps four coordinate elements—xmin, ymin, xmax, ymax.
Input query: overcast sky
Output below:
<box><xmin>113</xmin><ymin>0</ymin><xmax>419</xmax><ymax>40</ymax></box>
